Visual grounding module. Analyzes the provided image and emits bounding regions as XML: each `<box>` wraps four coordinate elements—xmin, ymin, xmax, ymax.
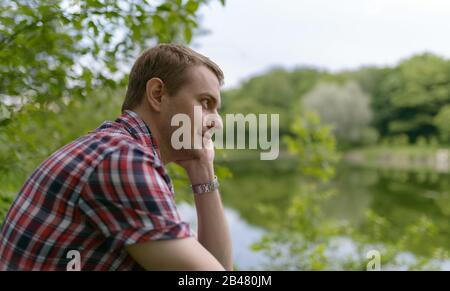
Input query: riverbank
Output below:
<box><xmin>344</xmin><ymin>146</ymin><xmax>450</xmax><ymax>173</ymax></box>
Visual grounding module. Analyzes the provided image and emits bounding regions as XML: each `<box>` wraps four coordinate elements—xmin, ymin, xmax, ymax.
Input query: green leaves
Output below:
<box><xmin>152</xmin><ymin>14</ymin><xmax>165</xmax><ymax>33</ymax></box>
<box><xmin>0</xmin><ymin>103</ymin><xmax>12</xmax><ymax>124</ymax></box>
<box><xmin>88</xmin><ymin>20</ymin><xmax>99</xmax><ymax>36</ymax></box>
<box><xmin>184</xmin><ymin>26</ymin><xmax>193</xmax><ymax>43</ymax></box>
<box><xmin>0</xmin><ymin>0</ymin><xmax>223</xmax><ymax>128</ymax></box>
<box><xmin>223</xmin><ymin>68</ymin><xmax>324</xmax><ymax>136</ymax></box>
<box><xmin>302</xmin><ymin>81</ymin><xmax>375</xmax><ymax>147</ymax></box>
<box><xmin>434</xmin><ymin>105</ymin><xmax>450</xmax><ymax>142</ymax></box>
<box><xmin>186</xmin><ymin>0</ymin><xmax>200</xmax><ymax>13</ymax></box>
<box><xmin>284</xmin><ymin>111</ymin><xmax>338</xmax><ymax>182</ymax></box>
<box><xmin>368</xmin><ymin>53</ymin><xmax>450</xmax><ymax>141</ymax></box>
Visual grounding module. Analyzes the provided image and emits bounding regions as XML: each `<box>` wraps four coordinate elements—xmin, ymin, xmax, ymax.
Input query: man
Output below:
<box><xmin>0</xmin><ymin>44</ymin><xmax>232</xmax><ymax>271</ymax></box>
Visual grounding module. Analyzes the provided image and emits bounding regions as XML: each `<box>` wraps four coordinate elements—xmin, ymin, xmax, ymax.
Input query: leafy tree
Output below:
<box><xmin>222</xmin><ymin>67</ymin><xmax>325</xmax><ymax>135</ymax></box>
<box><xmin>302</xmin><ymin>81</ymin><xmax>375</xmax><ymax>146</ymax></box>
<box><xmin>221</xmin><ymin>52</ymin><xmax>450</xmax><ymax>145</ymax></box>
<box><xmin>434</xmin><ymin>104</ymin><xmax>450</xmax><ymax>143</ymax></box>
<box><xmin>372</xmin><ymin>53</ymin><xmax>450</xmax><ymax>141</ymax></box>
<box><xmin>0</xmin><ymin>0</ymin><xmax>224</xmax><ymax>124</ymax></box>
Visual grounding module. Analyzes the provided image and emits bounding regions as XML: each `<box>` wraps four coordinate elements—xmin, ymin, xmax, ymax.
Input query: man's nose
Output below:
<box><xmin>204</xmin><ymin>112</ymin><xmax>223</xmax><ymax>130</ymax></box>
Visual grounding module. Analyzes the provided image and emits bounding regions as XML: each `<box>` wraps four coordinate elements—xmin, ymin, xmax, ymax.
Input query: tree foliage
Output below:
<box><xmin>223</xmin><ymin>53</ymin><xmax>450</xmax><ymax>144</ymax></box>
<box><xmin>222</xmin><ymin>67</ymin><xmax>326</xmax><ymax>135</ymax></box>
<box><xmin>302</xmin><ymin>81</ymin><xmax>375</xmax><ymax>146</ymax></box>
<box><xmin>0</xmin><ymin>0</ymin><xmax>223</xmax><ymax>123</ymax></box>
<box><xmin>434</xmin><ymin>104</ymin><xmax>450</xmax><ymax>143</ymax></box>
<box><xmin>363</xmin><ymin>54</ymin><xmax>450</xmax><ymax>142</ymax></box>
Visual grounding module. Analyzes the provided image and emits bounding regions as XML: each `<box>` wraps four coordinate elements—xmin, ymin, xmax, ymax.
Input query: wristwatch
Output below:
<box><xmin>191</xmin><ymin>176</ymin><xmax>219</xmax><ymax>194</ymax></box>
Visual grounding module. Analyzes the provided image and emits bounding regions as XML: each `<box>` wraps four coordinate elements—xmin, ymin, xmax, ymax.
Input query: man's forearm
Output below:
<box><xmin>186</xmin><ymin>165</ymin><xmax>233</xmax><ymax>271</ymax></box>
<box><xmin>194</xmin><ymin>189</ymin><xmax>232</xmax><ymax>270</ymax></box>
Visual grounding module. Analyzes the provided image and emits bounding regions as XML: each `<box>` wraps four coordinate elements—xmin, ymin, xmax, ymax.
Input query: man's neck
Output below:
<box><xmin>131</xmin><ymin>107</ymin><xmax>172</xmax><ymax>165</ymax></box>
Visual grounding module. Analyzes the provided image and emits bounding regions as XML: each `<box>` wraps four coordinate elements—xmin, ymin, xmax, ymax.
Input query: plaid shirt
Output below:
<box><xmin>0</xmin><ymin>110</ymin><xmax>191</xmax><ymax>270</ymax></box>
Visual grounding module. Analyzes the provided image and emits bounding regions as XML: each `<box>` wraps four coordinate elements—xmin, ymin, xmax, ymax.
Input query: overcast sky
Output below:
<box><xmin>192</xmin><ymin>0</ymin><xmax>450</xmax><ymax>88</ymax></box>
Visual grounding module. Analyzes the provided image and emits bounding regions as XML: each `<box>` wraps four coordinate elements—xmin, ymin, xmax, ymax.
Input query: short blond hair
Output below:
<box><xmin>122</xmin><ymin>43</ymin><xmax>224</xmax><ymax>112</ymax></box>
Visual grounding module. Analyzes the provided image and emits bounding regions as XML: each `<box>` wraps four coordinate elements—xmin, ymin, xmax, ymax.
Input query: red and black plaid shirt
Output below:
<box><xmin>0</xmin><ymin>110</ymin><xmax>191</xmax><ymax>270</ymax></box>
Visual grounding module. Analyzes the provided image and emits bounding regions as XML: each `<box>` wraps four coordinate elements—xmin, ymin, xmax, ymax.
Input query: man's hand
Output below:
<box><xmin>175</xmin><ymin>135</ymin><xmax>215</xmax><ymax>184</ymax></box>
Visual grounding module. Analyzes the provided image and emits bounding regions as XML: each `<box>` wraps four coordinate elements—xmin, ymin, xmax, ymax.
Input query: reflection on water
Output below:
<box><xmin>328</xmin><ymin>164</ymin><xmax>450</xmax><ymax>269</ymax></box>
<box><xmin>180</xmin><ymin>160</ymin><xmax>450</xmax><ymax>270</ymax></box>
<box><xmin>329</xmin><ymin>164</ymin><xmax>450</xmax><ymax>254</ymax></box>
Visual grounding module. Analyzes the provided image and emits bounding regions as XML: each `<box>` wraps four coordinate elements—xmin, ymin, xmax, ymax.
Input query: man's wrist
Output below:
<box><xmin>191</xmin><ymin>176</ymin><xmax>219</xmax><ymax>194</ymax></box>
<box><xmin>185</xmin><ymin>161</ymin><xmax>215</xmax><ymax>185</ymax></box>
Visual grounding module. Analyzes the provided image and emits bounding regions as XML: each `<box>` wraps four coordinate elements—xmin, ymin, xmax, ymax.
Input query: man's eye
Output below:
<box><xmin>201</xmin><ymin>99</ymin><xmax>209</xmax><ymax>108</ymax></box>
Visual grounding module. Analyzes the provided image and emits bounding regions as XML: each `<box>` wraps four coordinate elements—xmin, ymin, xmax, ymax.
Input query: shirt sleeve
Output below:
<box><xmin>78</xmin><ymin>146</ymin><xmax>192</xmax><ymax>249</ymax></box>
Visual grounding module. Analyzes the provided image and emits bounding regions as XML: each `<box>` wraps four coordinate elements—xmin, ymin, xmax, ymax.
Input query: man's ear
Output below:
<box><xmin>145</xmin><ymin>78</ymin><xmax>165</xmax><ymax>112</ymax></box>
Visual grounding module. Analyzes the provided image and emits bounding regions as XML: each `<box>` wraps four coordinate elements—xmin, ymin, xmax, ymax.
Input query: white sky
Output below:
<box><xmin>193</xmin><ymin>0</ymin><xmax>450</xmax><ymax>88</ymax></box>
